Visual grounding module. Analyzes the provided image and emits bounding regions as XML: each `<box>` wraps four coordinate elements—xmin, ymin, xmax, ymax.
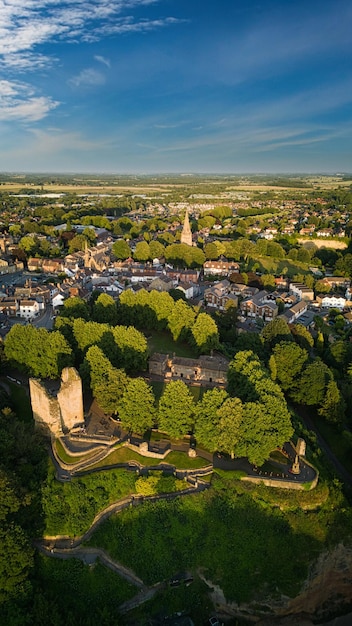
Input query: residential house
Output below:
<box><xmin>316</xmin><ymin>228</ymin><xmax>333</xmax><ymax>237</ymax></box>
<box><xmin>27</xmin><ymin>258</ymin><xmax>43</xmax><ymax>272</ymax></box>
<box><xmin>282</xmin><ymin>300</ymin><xmax>308</xmax><ymax>323</ymax></box>
<box><xmin>165</xmin><ymin>268</ymin><xmax>200</xmax><ymax>283</ymax></box>
<box><xmin>316</xmin><ymin>293</ymin><xmax>346</xmax><ymax>310</ymax></box>
<box><xmin>289</xmin><ymin>282</ymin><xmax>314</xmax><ymax>302</ymax></box>
<box><xmin>203</xmin><ymin>260</ymin><xmax>240</xmax><ymax>276</ymax></box>
<box><xmin>18</xmin><ymin>299</ymin><xmax>40</xmax><ymax>320</ymax></box>
<box><xmin>42</xmin><ymin>258</ymin><xmax>65</xmax><ymax>273</ymax></box>
<box><xmin>240</xmin><ymin>290</ymin><xmax>278</xmax><ymax>321</ymax></box>
<box><xmin>322</xmin><ymin>276</ymin><xmax>350</xmax><ymax>290</ymax></box>
<box><xmin>175</xmin><ymin>281</ymin><xmax>196</xmax><ymax>300</ymax></box>
<box><xmin>52</xmin><ymin>292</ymin><xmax>66</xmax><ymax>309</ymax></box>
<box><xmin>204</xmin><ymin>280</ymin><xmax>238</xmax><ymax>311</ymax></box>
<box><xmin>275</xmin><ymin>276</ymin><xmax>289</xmax><ymax>290</ymax></box>
<box><xmin>0</xmin><ymin>298</ymin><xmax>19</xmax><ymax>316</ymax></box>
<box><xmin>230</xmin><ymin>283</ymin><xmax>259</xmax><ymax>299</ymax></box>
<box><xmin>148</xmin><ymin>276</ymin><xmax>174</xmax><ymax>292</ymax></box>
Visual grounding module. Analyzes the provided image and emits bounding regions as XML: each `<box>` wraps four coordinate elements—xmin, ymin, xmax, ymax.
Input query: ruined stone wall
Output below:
<box><xmin>29</xmin><ymin>378</ymin><xmax>62</xmax><ymax>437</ymax></box>
<box><xmin>57</xmin><ymin>367</ymin><xmax>84</xmax><ymax>431</ymax></box>
<box><xmin>29</xmin><ymin>367</ymin><xmax>84</xmax><ymax>437</ymax></box>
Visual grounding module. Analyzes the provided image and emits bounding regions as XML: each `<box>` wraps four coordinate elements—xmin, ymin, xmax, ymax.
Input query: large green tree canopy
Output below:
<box><xmin>82</xmin><ymin>346</ymin><xmax>128</xmax><ymax>414</ymax></box>
<box><xmin>227</xmin><ymin>351</ymin><xmax>293</xmax><ymax>464</ymax></box>
<box><xmin>158</xmin><ymin>380</ymin><xmax>195</xmax><ymax>439</ymax></box>
<box><xmin>4</xmin><ymin>326</ymin><xmax>73</xmax><ymax>379</ymax></box>
<box><xmin>118</xmin><ymin>378</ymin><xmax>156</xmax><ymax>434</ymax></box>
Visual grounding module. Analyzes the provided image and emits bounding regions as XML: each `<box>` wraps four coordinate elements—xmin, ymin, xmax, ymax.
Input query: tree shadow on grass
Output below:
<box><xmin>86</xmin><ymin>485</ymin><xmax>322</xmax><ymax>605</ymax></box>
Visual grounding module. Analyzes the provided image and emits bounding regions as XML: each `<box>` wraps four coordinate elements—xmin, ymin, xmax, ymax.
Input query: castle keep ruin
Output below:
<box><xmin>29</xmin><ymin>367</ymin><xmax>84</xmax><ymax>437</ymax></box>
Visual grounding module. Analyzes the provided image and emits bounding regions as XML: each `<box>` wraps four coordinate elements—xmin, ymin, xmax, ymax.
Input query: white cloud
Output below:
<box><xmin>0</xmin><ymin>1</ymin><xmax>180</xmax><ymax>71</ymax></box>
<box><xmin>94</xmin><ymin>55</ymin><xmax>110</xmax><ymax>68</ymax></box>
<box><xmin>68</xmin><ymin>67</ymin><xmax>105</xmax><ymax>87</ymax></box>
<box><xmin>0</xmin><ymin>79</ymin><xmax>59</xmax><ymax>122</ymax></box>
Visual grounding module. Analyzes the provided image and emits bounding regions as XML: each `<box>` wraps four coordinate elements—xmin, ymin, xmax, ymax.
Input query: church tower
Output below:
<box><xmin>180</xmin><ymin>209</ymin><xmax>193</xmax><ymax>246</ymax></box>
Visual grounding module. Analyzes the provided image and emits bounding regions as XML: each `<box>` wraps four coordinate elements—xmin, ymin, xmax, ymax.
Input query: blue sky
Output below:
<box><xmin>1</xmin><ymin>0</ymin><xmax>352</xmax><ymax>173</ymax></box>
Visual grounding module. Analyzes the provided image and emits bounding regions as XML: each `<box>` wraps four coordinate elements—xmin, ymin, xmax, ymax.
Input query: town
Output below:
<box><xmin>1</xmin><ymin>174</ymin><xmax>352</xmax><ymax>626</ymax></box>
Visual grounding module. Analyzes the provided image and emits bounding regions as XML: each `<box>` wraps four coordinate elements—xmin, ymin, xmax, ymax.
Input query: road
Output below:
<box><xmin>31</xmin><ymin>305</ymin><xmax>54</xmax><ymax>330</ymax></box>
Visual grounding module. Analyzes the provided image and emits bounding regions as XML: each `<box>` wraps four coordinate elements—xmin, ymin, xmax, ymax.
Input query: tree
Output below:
<box><xmin>0</xmin><ymin>522</ymin><xmax>33</xmax><ymax>602</ymax></box>
<box><xmin>233</xmin><ymin>333</ymin><xmax>265</xmax><ymax>360</ymax></box>
<box><xmin>4</xmin><ymin>326</ymin><xmax>73</xmax><ymax>378</ymax></box>
<box><xmin>68</xmin><ymin>234</ymin><xmax>86</xmax><ymax>254</ymax></box>
<box><xmin>291</xmin><ymin>359</ymin><xmax>333</xmax><ymax>406</ymax></box>
<box><xmin>297</xmin><ymin>247</ymin><xmax>310</xmax><ymax>263</ymax></box>
<box><xmin>261</xmin><ymin>274</ymin><xmax>276</xmax><ymax>290</ymax></box>
<box><xmin>111</xmin><ymin>325</ymin><xmax>148</xmax><ymax>372</ymax></box>
<box><xmin>167</xmin><ymin>300</ymin><xmax>196</xmax><ymax>341</ymax></box>
<box><xmin>217</xmin><ymin>397</ymin><xmax>243</xmax><ymax>459</ymax></box>
<box><xmin>227</xmin><ymin>350</ymin><xmax>293</xmax><ymax>464</ymax></box>
<box><xmin>119</xmin><ymin>378</ymin><xmax>156</xmax><ymax>434</ymax></box>
<box><xmin>83</xmin><ymin>346</ymin><xmax>128</xmax><ymax>413</ymax></box>
<box><xmin>72</xmin><ymin>319</ymin><xmax>109</xmax><ymax>354</ymax></box>
<box><xmin>92</xmin><ymin>293</ymin><xmax>118</xmax><ymax>325</ymax></box>
<box><xmin>191</xmin><ymin>312</ymin><xmax>219</xmax><ymax>353</ymax></box>
<box><xmin>158</xmin><ymin>381</ymin><xmax>195</xmax><ymax>438</ymax></box>
<box><xmin>149</xmin><ymin>240</ymin><xmax>165</xmax><ymax>260</ymax></box>
<box><xmin>194</xmin><ymin>388</ymin><xmax>228</xmax><ymax>450</ymax></box>
<box><xmin>291</xmin><ymin>324</ymin><xmax>314</xmax><ymax>350</ymax></box>
<box><xmin>111</xmin><ymin>239</ymin><xmax>131</xmax><ymax>260</ymax></box>
<box><xmin>8</xmin><ymin>224</ymin><xmax>22</xmax><ymax>238</ymax></box>
<box><xmin>204</xmin><ymin>242</ymin><xmax>220</xmax><ymax>260</ymax></box>
<box><xmin>134</xmin><ymin>241</ymin><xmax>151</xmax><ymax>262</ymax></box>
<box><xmin>261</xmin><ymin>317</ymin><xmax>292</xmax><ymax>350</ymax></box>
<box><xmin>82</xmin><ymin>227</ymin><xmax>97</xmax><ymax>245</ymax></box>
<box><xmin>18</xmin><ymin>235</ymin><xmax>37</xmax><ymax>255</ymax></box>
<box><xmin>270</xmin><ymin>341</ymin><xmax>308</xmax><ymax>392</ymax></box>
<box><xmin>318</xmin><ymin>380</ymin><xmax>345</xmax><ymax>424</ymax></box>
<box><xmin>60</xmin><ymin>296</ymin><xmax>90</xmax><ymax>320</ymax></box>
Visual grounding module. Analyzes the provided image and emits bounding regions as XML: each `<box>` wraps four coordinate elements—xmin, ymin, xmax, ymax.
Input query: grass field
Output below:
<box><xmin>147</xmin><ymin>330</ymin><xmax>198</xmax><ymax>358</ymax></box>
<box><xmin>54</xmin><ymin>439</ymin><xmax>96</xmax><ymax>465</ymax></box>
<box><xmin>247</xmin><ymin>256</ymin><xmax>311</xmax><ymax>276</ymax></box>
<box><xmin>86</xmin><ymin>472</ymin><xmax>351</xmax><ymax>603</ymax></box>
<box><xmin>87</xmin><ymin>444</ymin><xmax>209</xmax><ymax>471</ymax></box>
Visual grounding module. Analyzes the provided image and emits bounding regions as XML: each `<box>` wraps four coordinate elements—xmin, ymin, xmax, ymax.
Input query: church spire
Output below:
<box><xmin>180</xmin><ymin>209</ymin><xmax>192</xmax><ymax>246</ymax></box>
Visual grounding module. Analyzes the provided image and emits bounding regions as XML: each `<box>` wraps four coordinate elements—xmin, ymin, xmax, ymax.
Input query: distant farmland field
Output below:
<box><xmin>298</xmin><ymin>238</ymin><xmax>348</xmax><ymax>249</ymax></box>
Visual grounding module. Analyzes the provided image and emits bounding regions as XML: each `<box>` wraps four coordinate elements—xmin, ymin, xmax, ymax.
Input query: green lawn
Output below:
<box><xmin>150</xmin><ymin>380</ymin><xmax>204</xmax><ymax>403</ymax></box>
<box><xmin>54</xmin><ymin>439</ymin><xmax>96</xmax><ymax>465</ymax></box>
<box><xmin>88</xmin><ymin>445</ymin><xmax>210</xmax><ymax>471</ymax></box>
<box><xmin>247</xmin><ymin>256</ymin><xmax>310</xmax><ymax>276</ymax></box>
<box><xmin>147</xmin><ymin>330</ymin><xmax>198</xmax><ymax>358</ymax></box>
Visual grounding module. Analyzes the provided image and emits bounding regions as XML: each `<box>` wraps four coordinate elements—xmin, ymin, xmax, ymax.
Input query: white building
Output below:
<box><xmin>320</xmin><ymin>294</ymin><xmax>346</xmax><ymax>310</ymax></box>
<box><xmin>18</xmin><ymin>299</ymin><xmax>40</xmax><ymax>320</ymax></box>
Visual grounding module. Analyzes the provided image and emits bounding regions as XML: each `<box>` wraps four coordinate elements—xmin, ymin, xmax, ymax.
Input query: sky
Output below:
<box><xmin>1</xmin><ymin>0</ymin><xmax>352</xmax><ymax>174</ymax></box>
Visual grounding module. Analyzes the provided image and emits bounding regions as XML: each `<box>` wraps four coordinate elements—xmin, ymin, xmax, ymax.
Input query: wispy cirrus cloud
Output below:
<box><xmin>0</xmin><ymin>79</ymin><xmax>59</xmax><ymax>122</ymax></box>
<box><xmin>68</xmin><ymin>68</ymin><xmax>106</xmax><ymax>88</ymax></box>
<box><xmin>94</xmin><ymin>55</ymin><xmax>111</xmax><ymax>68</ymax></box>
<box><xmin>0</xmin><ymin>1</ymin><xmax>181</xmax><ymax>71</ymax></box>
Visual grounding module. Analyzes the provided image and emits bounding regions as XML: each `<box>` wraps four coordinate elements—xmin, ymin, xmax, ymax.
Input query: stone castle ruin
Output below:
<box><xmin>29</xmin><ymin>367</ymin><xmax>84</xmax><ymax>437</ymax></box>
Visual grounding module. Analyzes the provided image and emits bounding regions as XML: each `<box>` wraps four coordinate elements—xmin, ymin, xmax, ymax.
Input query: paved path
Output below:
<box><xmin>35</xmin><ymin>474</ymin><xmax>210</xmax><ymax>615</ymax></box>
